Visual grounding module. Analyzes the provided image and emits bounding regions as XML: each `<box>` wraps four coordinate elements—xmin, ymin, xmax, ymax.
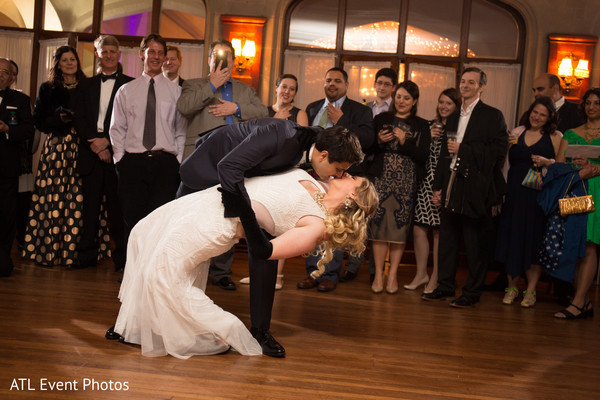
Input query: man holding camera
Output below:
<box><xmin>176</xmin><ymin>39</ymin><xmax>267</xmax><ymax>291</ymax></box>
<box><xmin>177</xmin><ymin>39</ymin><xmax>267</xmax><ymax>159</ymax></box>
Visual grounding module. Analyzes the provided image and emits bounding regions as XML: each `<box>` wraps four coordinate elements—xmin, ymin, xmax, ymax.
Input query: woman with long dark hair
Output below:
<box><xmin>23</xmin><ymin>46</ymin><xmax>109</xmax><ymax>266</ymax></box>
<box><xmin>367</xmin><ymin>81</ymin><xmax>430</xmax><ymax>294</ymax></box>
<box><xmin>496</xmin><ymin>96</ymin><xmax>562</xmax><ymax>307</ymax></box>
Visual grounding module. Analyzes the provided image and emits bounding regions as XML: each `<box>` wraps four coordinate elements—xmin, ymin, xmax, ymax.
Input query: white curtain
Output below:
<box><xmin>0</xmin><ymin>29</ymin><xmax>34</xmax><ymax>96</ymax></box>
<box><xmin>465</xmin><ymin>62</ymin><xmax>521</xmax><ymax>129</ymax></box>
<box><xmin>408</xmin><ymin>63</ymin><xmax>456</xmax><ymax>121</ymax></box>
<box><xmin>118</xmin><ymin>43</ymin><xmax>204</xmax><ymax>80</ymax></box>
<box><xmin>283</xmin><ymin>49</ymin><xmax>335</xmax><ymax>110</ymax></box>
<box><xmin>37</xmin><ymin>37</ymin><xmax>69</xmax><ymax>96</ymax></box>
<box><xmin>344</xmin><ymin>60</ymin><xmax>392</xmax><ymax>105</ymax></box>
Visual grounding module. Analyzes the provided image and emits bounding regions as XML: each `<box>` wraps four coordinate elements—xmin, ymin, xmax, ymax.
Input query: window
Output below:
<box><xmin>44</xmin><ymin>0</ymin><xmax>94</xmax><ymax>32</ymax></box>
<box><xmin>288</xmin><ymin>0</ymin><xmax>338</xmax><ymax>49</ymax></box>
<box><xmin>343</xmin><ymin>0</ymin><xmax>401</xmax><ymax>54</ymax></box>
<box><xmin>160</xmin><ymin>0</ymin><xmax>206</xmax><ymax>40</ymax></box>
<box><xmin>102</xmin><ymin>0</ymin><xmax>153</xmax><ymax>36</ymax></box>
<box><xmin>468</xmin><ymin>0</ymin><xmax>519</xmax><ymax>59</ymax></box>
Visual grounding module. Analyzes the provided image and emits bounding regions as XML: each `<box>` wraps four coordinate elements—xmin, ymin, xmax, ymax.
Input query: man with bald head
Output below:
<box><xmin>0</xmin><ymin>57</ymin><xmax>34</xmax><ymax>277</ymax></box>
<box><xmin>532</xmin><ymin>73</ymin><xmax>584</xmax><ymax>133</ymax></box>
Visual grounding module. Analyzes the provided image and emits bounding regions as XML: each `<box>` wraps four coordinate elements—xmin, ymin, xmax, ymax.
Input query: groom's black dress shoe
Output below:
<box><xmin>105</xmin><ymin>326</ymin><xmax>124</xmax><ymax>342</ymax></box>
<box><xmin>251</xmin><ymin>328</ymin><xmax>285</xmax><ymax>358</ymax></box>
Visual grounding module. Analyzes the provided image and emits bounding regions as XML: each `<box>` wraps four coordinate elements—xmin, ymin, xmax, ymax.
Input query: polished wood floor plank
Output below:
<box><xmin>0</xmin><ymin>250</ymin><xmax>598</xmax><ymax>399</ymax></box>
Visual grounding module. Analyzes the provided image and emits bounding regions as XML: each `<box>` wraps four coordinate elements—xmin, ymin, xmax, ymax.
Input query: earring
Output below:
<box><xmin>344</xmin><ymin>194</ymin><xmax>353</xmax><ymax>209</ymax></box>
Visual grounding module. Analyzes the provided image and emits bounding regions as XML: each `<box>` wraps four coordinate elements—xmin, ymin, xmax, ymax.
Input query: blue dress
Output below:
<box><xmin>495</xmin><ymin>131</ymin><xmax>555</xmax><ymax>278</ymax></box>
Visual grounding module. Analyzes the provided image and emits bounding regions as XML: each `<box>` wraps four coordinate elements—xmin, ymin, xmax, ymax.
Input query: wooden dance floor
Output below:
<box><xmin>1</xmin><ymin>248</ymin><xmax>599</xmax><ymax>399</ymax></box>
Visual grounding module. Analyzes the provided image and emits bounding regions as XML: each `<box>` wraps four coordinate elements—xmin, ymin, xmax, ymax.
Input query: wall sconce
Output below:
<box><xmin>557</xmin><ymin>52</ymin><xmax>590</xmax><ymax>94</ymax></box>
<box><xmin>231</xmin><ymin>37</ymin><xmax>256</xmax><ymax>73</ymax></box>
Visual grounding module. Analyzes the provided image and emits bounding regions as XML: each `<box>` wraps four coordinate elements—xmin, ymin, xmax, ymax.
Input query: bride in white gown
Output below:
<box><xmin>113</xmin><ymin>168</ymin><xmax>377</xmax><ymax>359</ymax></box>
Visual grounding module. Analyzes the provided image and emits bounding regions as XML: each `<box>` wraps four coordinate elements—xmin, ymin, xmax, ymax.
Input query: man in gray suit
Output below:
<box><xmin>176</xmin><ymin>39</ymin><xmax>268</xmax><ymax>290</ymax></box>
<box><xmin>176</xmin><ymin>39</ymin><xmax>267</xmax><ymax>158</ymax></box>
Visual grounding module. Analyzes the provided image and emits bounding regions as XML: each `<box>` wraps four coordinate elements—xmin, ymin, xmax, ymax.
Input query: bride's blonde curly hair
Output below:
<box><xmin>310</xmin><ymin>179</ymin><xmax>379</xmax><ymax>278</ymax></box>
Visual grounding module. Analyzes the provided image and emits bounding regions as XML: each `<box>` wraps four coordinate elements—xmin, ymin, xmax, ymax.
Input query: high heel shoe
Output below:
<box><xmin>239</xmin><ymin>277</ymin><xmax>250</xmax><ymax>285</ymax></box>
<box><xmin>554</xmin><ymin>301</ymin><xmax>594</xmax><ymax>319</ymax></box>
<box><xmin>386</xmin><ymin>282</ymin><xmax>399</xmax><ymax>294</ymax></box>
<box><xmin>403</xmin><ymin>276</ymin><xmax>429</xmax><ymax>291</ymax></box>
<box><xmin>520</xmin><ymin>290</ymin><xmax>536</xmax><ymax>308</ymax></box>
<box><xmin>502</xmin><ymin>287</ymin><xmax>519</xmax><ymax>305</ymax></box>
<box><xmin>275</xmin><ymin>274</ymin><xmax>284</xmax><ymax>290</ymax></box>
<box><xmin>371</xmin><ymin>282</ymin><xmax>384</xmax><ymax>294</ymax></box>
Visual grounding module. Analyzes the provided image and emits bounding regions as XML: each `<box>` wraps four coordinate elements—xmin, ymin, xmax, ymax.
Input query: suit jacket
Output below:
<box><xmin>176</xmin><ymin>77</ymin><xmax>269</xmax><ymax>158</ymax></box>
<box><xmin>179</xmin><ymin>118</ymin><xmax>320</xmax><ymax>208</ymax></box>
<box><xmin>75</xmin><ymin>73</ymin><xmax>134</xmax><ymax>175</ymax></box>
<box><xmin>0</xmin><ymin>88</ymin><xmax>34</xmax><ymax>178</ymax></box>
<box><xmin>433</xmin><ymin>100</ymin><xmax>507</xmax><ymax>218</ymax></box>
<box><xmin>178</xmin><ymin>77</ymin><xmax>185</xmax><ymax>87</ymax></box>
<box><xmin>306</xmin><ymin>97</ymin><xmax>374</xmax><ymax>150</ymax></box>
<box><xmin>557</xmin><ymin>100</ymin><xmax>584</xmax><ymax>133</ymax></box>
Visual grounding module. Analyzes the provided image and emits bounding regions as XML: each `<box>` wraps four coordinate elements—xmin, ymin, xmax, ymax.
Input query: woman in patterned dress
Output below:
<box><xmin>554</xmin><ymin>88</ymin><xmax>600</xmax><ymax>319</ymax></box>
<box><xmin>23</xmin><ymin>46</ymin><xmax>110</xmax><ymax>266</ymax></box>
<box><xmin>409</xmin><ymin>88</ymin><xmax>460</xmax><ymax>293</ymax></box>
<box><xmin>367</xmin><ymin>81</ymin><xmax>430</xmax><ymax>294</ymax></box>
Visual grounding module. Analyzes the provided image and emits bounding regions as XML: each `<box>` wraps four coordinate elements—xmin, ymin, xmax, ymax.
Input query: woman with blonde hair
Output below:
<box><xmin>111</xmin><ymin>169</ymin><xmax>377</xmax><ymax>358</ymax></box>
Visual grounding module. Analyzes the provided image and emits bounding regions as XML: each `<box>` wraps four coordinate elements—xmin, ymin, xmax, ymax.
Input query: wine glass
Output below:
<box><xmin>445</xmin><ymin>131</ymin><xmax>458</xmax><ymax>158</ymax></box>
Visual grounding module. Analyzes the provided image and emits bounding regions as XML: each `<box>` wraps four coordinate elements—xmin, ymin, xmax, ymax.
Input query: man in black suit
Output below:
<box><xmin>75</xmin><ymin>35</ymin><xmax>133</xmax><ymax>271</ymax></box>
<box><xmin>297</xmin><ymin>67</ymin><xmax>373</xmax><ymax>292</ymax></box>
<box><xmin>162</xmin><ymin>45</ymin><xmax>184</xmax><ymax>87</ymax></box>
<box><xmin>532</xmin><ymin>73</ymin><xmax>584</xmax><ymax>133</ymax></box>
<box><xmin>178</xmin><ymin>118</ymin><xmax>364</xmax><ymax>357</ymax></box>
<box><xmin>0</xmin><ymin>57</ymin><xmax>34</xmax><ymax>277</ymax></box>
<box><xmin>423</xmin><ymin>67</ymin><xmax>507</xmax><ymax>308</ymax></box>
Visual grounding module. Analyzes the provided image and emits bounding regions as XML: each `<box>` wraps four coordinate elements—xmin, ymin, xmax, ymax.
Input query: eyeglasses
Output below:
<box><xmin>375</xmin><ymin>80</ymin><xmax>393</xmax><ymax>87</ymax></box>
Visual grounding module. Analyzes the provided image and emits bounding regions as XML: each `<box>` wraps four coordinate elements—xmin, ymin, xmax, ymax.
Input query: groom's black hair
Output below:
<box><xmin>315</xmin><ymin>125</ymin><xmax>364</xmax><ymax>165</ymax></box>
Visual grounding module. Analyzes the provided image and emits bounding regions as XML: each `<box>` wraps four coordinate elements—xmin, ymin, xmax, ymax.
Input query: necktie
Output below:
<box><xmin>318</xmin><ymin>106</ymin><xmax>329</xmax><ymax>128</ymax></box>
<box><xmin>143</xmin><ymin>78</ymin><xmax>156</xmax><ymax>150</ymax></box>
<box><xmin>101</xmin><ymin>72</ymin><xmax>117</xmax><ymax>82</ymax></box>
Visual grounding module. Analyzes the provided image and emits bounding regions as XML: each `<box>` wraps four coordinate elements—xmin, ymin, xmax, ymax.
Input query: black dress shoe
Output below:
<box><xmin>251</xmin><ymin>329</ymin><xmax>285</xmax><ymax>358</ymax></box>
<box><xmin>339</xmin><ymin>270</ymin><xmax>357</xmax><ymax>283</ymax></box>
<box><xmin>449</xmin><ymin>295</ymin><xmax>479</xmax><ymax>308</ymax></box>
<box><xmin>216</xmin><ymin>277</ymin><xmax>236</xmax><ymax>290</ymax></box>
<box><xmin>421</xmin><ymin>287</ymin><xmax>454</xmax><ymax>301</ymax></box>
<box><xmin>105</xmin><ymin>326</ymin><xmax>124</xmax><ymax>341</ymax></box>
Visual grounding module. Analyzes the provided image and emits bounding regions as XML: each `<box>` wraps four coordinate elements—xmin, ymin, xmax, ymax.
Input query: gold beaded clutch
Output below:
<box><xmin>558</xmin><ymin>175</ymin><xmax>595</xmax><ymax>216</ymax></box>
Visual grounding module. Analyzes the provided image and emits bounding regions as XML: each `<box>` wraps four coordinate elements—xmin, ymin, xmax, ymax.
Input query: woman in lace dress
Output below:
<box><xmin>113</xmin><ymin>169</ymin><xmax>377</xmax><ymax>358</ymax></box>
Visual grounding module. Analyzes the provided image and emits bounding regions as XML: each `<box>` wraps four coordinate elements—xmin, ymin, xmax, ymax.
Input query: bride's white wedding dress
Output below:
<box><xmin>114</xmin><ymin>169</ymin><xmax>324</xmax><ymax>358</ymax></box>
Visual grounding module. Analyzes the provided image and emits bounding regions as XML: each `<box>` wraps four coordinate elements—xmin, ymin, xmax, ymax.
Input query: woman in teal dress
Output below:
<box><xmin>554</xmin><ymin>87</ymin><xmax>600</xmax><ymax>319</ymax></box>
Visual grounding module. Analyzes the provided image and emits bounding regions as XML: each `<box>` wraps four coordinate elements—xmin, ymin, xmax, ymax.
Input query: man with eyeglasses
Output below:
<box><xmin>367</xmin><ymin>68</ymin><xmax>398</xmax><ymax>117</ymax></box>
<box><xmin>0</xmin><ymin>57</ymin><xmax>34</xmax><ymax>277</ymax></box>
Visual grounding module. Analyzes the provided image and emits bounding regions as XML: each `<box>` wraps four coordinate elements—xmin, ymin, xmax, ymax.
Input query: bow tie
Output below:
<box><xmin>101</xmin><ymin>73</ymin><xmax>117</xmax><ymax>82</ymax></box>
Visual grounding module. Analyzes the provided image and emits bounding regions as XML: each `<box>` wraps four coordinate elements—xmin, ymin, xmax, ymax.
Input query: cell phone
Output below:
<box><xmin>215</xmin><ymin>50</ymin><xmax>228</xmax><ymax>70</ymax></box>
<box><xmin>382</xmin><ymin>124</ymin><xmax>393</xmax><ymax>131</ymax></box>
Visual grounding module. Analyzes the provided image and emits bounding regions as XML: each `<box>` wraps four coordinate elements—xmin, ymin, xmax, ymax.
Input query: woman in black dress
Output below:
<box><xmin>268</xmin><ymin>74</ymin><xmax>308</xmax><ymax>126</ymax></box>
<box><xmin>367</xmin><ymin>81</ymin><xmax>430</xmax><ymax>294</ymax></box>
<box><xmin>496</xmin><ymin>96</ymin><xmax>562</xmax><ymax>307</ymax></box>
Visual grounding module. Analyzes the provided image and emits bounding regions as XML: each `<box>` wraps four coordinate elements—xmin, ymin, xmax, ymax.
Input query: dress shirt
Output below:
<box><xmin>451</xmin><ymin>97</ymin><xmax>480</xmax><ymax>169</ymax></box>
<box><xmin>169</xmin><ymin>75</ymin><xmax>179</xmax><ymax>85</ymax></box>
<box><xmin>554</xmin><ymin>96</ymin><xmax>565</xmax><ymax>111</ymax></box>
<box><xmin>312</xmin><ymin>96</ymin><xmax>346</xmax><ymax>128</ymax></box>
<box><xmin>109</xmin><ymin>72</ymin><xmax>187</xmax><ymax>163</ymax></box>
<box><xmin>209</xmin><ymin>78</ymin><xmax>242</xmax><ymax>124</ymax></box>
<box><xmin>371</xmin><ymin>98</ymin><xmax>392</xmax><ymax>117</ymax></box>
<box><xmin>97</xmin><ymin>77</ymin><xmax>116</xmax><ymax>132</ymax></box>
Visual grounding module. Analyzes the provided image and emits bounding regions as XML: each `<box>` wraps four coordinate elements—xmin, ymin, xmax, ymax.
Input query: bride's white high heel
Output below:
<box><xmin>239</xmin><ymin>277</ymin><xmax>250</xmax><ymax>285</ymax></box>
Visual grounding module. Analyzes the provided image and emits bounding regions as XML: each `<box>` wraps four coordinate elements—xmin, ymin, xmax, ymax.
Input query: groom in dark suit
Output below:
<box><xmin>423</xmin><ymin>67</ymin><xmax>507</xmax><ymax>307</ymax></box>
<box><xmin>178</xmin><ymin>118</ymin><xmax>364</xmax><ymax>357</ymax></box>
<box><xmin>0</xmin><ymin>57</ymin><xmax>35</xmax><ymax>277</ymax></box>
<box><xmin>75</xmin><ymin>35</ymin><xmax>133</xmax><ymax>270</ymax></box>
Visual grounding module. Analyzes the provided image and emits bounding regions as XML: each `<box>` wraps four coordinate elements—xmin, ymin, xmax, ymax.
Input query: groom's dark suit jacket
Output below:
<box><xmin>178</xmin><ymin>118</ymin><xmax>320</xmax><ymax>203</ymax></box>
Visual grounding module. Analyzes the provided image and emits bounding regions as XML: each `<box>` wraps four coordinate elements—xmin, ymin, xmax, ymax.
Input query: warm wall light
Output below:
<box><xmin>231</xmin><ymin>36</ymin><xmax>255</xmax><ymax>73</ymax></box>
<box><xmin>557</xmin><ymin>52</ymin><xmax>590</xmax><ymax>94</ymax></box>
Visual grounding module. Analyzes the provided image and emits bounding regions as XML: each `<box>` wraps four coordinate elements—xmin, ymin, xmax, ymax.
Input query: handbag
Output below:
<box><xmin>521</xmin><ymin>167</ymin><xmax>543</xmax><ymax>190</ymax></box>
<box><xmin>558</xmin><ymin>175</ymin><xmax>595</xmax><ymax>216</ymax></box>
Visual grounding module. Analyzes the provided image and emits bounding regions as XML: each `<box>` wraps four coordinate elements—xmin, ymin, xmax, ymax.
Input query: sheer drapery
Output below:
<box><xmin>283</xmin><ymin>49</ymin><xmax>335</xmax><ymax>111</ymax></box>
<box><xmin>0</xmin><ymin>29</ymin><xmax>34</xmax><ymax>96</ymax></box>
<box><xmin>37</xmin><ymin>37</ymin><xmax>69</xmax><ymax>95</ymax></box>
<box><xmin>408</xmin><ymin>63</ymin><xmax>456</xmax><ymax>120</ymax></box>
<box><xmin>344</xmin><ymin>61</ymin><xmax>392</xmax><ymax>105</ymax></box>
<box><xmin>118</xmin><ymin>43</ymin><xmax>203</xmax><ymax>80</ymax></box>
<box><xmin>466</xmin><ymin>62</ymin><xmax>521</xmax><ymax>128</ymax></box>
